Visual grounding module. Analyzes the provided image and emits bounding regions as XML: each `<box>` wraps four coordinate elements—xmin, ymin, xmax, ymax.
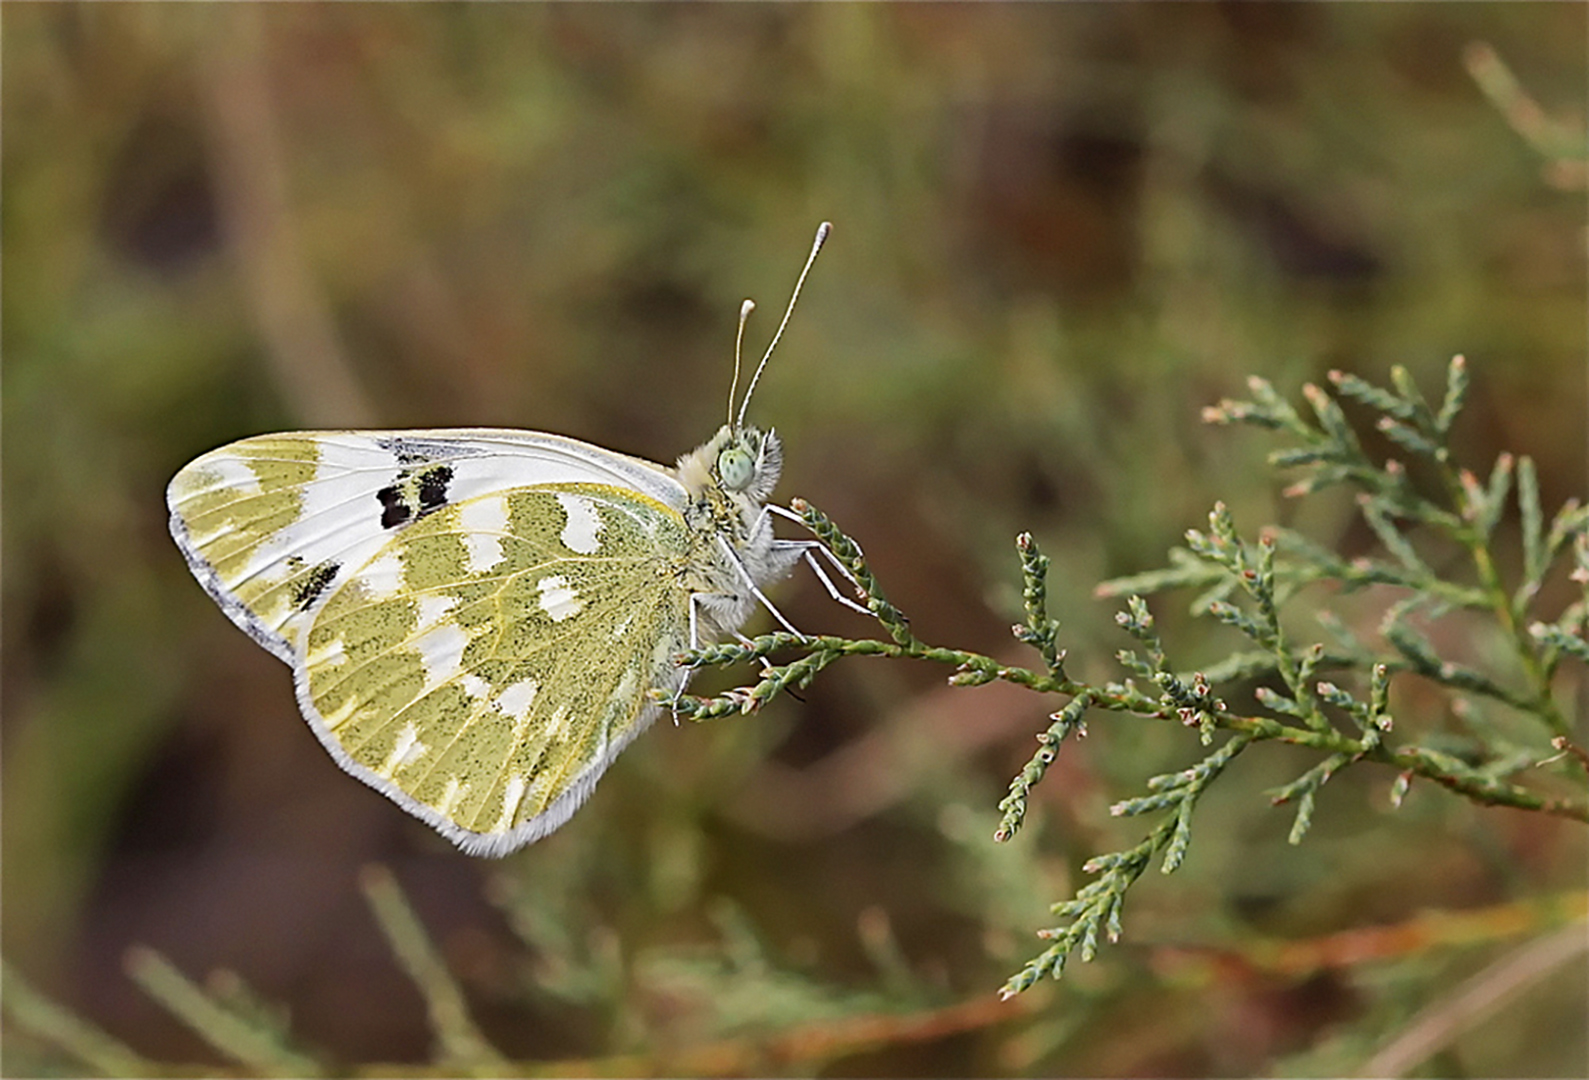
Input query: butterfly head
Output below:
<box><xmin>679</xmin><ymin>423</ymin><xmax>782</xmax><ymax>506</ymax></box>
<box><xmin>718</xmin><ymin>423</ymin><xmax>783</xmax><ymax>501</ymax></box>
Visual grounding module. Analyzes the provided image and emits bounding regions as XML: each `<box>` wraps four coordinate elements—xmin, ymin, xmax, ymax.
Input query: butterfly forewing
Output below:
<box><xmin>167</xmin><ymin>430</ymin><xmax>690</xmax><ymax>663</ymax></box>
<box><xmin>296</xmin><ymin>483</ymin><xmax>696</xmax><ymax>853</ymax></box>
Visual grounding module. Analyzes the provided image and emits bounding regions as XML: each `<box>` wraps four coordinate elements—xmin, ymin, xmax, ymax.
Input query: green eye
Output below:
<box><xmin>717</xmin><ymin>445</ymin><xmax>755</xmax><ymax>490</ymax></box>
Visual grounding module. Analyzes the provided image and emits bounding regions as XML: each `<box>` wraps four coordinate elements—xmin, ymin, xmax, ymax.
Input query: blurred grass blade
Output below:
<box><xmin>123</xmin><ymin>947</ymin><xmax>321</xmax><ymax>1077</ymax></box>
<box><xmin>2</xmin><ymin>961</ymin><xmax>153</xmax><ymax>1077</ymax></box>
<box><xmin>359</xmin><ymin>864</ymin><xmax>506</xmax><ymax>1073</ymax></box>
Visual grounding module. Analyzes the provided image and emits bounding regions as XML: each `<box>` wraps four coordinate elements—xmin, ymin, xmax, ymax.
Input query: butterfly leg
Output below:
<box><xmin>671</xmin><ymin>596</ymin><xmax>717</xmax><ymax>728</ymax></box>
<box><xmin>762</xmin><ymin>503</ymin><xmax>868</xmax><ymax>592</ymax></box>
<box><xmin>801</xmin><ymin>547</ymin><xmax>875</xmax><ymax>617</ymax></box>
<box><xmin>689</xmin><ymin>585</ymin><xmax>799</xmax><ymax>655</ymax></box>
<box><xmin>715</xmin><ymin>535</ymin><xmax>809</xmax><ymax>641</ymax></box>
<box><xmin>768</xmin><ymin>539</ymin><xmax>874</xmax><ymax>617</ymax></box>
<box><xmin>804</xmin><ymin>537</ymin><xmax>866</xmax><ymax>592</ymax></box>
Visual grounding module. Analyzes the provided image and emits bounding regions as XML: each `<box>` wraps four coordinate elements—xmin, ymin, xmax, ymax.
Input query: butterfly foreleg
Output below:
<box><xmin>762</xmin><ymin>503</ymin><xmax>867</xmax><ymax>591</ymax></box>
<box><xmin>771</xmin><ymin>540</ymin><xmax>874</xmax><ymax>617</ymax></box>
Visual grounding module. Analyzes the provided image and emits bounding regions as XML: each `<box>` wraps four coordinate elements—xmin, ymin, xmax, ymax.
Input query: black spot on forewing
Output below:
<box><xmin>378</xmin><ymin>484</ymin><xmax>411</xmax><ymax>529</ymax></box>
<box><xmin>292</xmin><ymin>561</ymin><xmax>340</xmax><ymax>611</ymax></box>
<box><xmin>417</xmin><ymin>465</ymin><xmax>453</xmax><ymax>515</ymax></box>
<box><xmin>376</xmin><ymin>464</ymin><xmax>454</xmax><ymax>530</ymax></box>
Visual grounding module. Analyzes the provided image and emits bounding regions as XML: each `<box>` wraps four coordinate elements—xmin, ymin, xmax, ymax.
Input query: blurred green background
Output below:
<box><xmin>3</xmin><ymin>4</ymin><xmax>1585</xmax><ymax>1075</ymax></box>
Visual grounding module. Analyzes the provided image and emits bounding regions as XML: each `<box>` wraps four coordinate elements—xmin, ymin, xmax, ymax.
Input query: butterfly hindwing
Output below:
<box><xmin>296</xmin><ymin>483</ymin><xmax>696</xmax><ymax>854</ymax></box>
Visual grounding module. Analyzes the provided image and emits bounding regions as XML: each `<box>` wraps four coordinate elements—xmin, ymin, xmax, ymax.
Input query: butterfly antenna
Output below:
<box><xmin>736</xmin><ymin>221</ymin><xmax>831</xmax><ymax>428</ymax></box>
<box><xmin>727</xmin><ymin>299</ymin><xmax>755</xmax><ymax>426</ymax></box>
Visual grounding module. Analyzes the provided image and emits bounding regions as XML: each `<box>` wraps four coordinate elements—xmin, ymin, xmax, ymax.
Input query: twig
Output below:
<box><xmin>345</xmin><ymin>991</ymin><xmax>1037</xmax><ymax>1078</ymax></box>
<box><xmin>1358</xmin><ymin>918</ymin><xmax>1589</xmax><ymax>1077</ymax></box>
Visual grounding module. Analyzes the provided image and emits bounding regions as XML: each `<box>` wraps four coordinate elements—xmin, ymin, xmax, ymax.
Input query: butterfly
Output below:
<box><xmin>167</xmin><ymin>223</ymin><xmax>864</xmax><ymax>856</ymax></box>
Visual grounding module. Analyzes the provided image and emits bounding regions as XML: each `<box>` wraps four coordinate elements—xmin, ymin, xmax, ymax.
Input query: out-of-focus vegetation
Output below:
<box><xmin>3</xmin><ymin>5</ymin><xmax>1584</xmax><ymax>1076</ymax></box>
<box><xmin>665</xmin><ymin>357</ymin><xmax>1588</xmax><ymax>1004</ymax></box>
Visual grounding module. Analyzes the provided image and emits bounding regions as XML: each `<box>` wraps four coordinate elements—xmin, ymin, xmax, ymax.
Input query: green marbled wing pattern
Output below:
<box><xmin>167</xmin><ymin>435</ymin><xmax>337</xmax><ymax>663</ymax></box>
<box><xmin>296</xmin><ymin>482</ymin><xmax>696</xmax><ymax>855</ymax></box>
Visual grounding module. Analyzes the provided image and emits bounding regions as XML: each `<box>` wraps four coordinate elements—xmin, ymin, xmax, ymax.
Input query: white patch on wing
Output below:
<box><xmin>536</xmin><ymin>575</ymin><xmax>583</xmax><ymax>621</ymax></box>
<box><xmin>436</xmin><ymin>776</ymin><xmax>468</xmax><ymax>817</ymax></box>
<box><xmin>360</xmin><ymin>551</ymin><xmax>406</xmax><ymax>599</ymax></box>
<box><xmin>414</xmin><ymin>594</ymin><xmax>456</xmax><ymax>633</ymax></box>
<box><xmin>202</xmin><ymin>455</ymin><xmax>265</xmax><ymax>497</ymax></box>
<box><xmin>423</xmin><ymin>436</ymin><xmax>686</xmax><ymax>513</ymax></box>
<box><xmin>611</xmin><ymin>667</ymin><xmax>638</xmax><ymax>707</ymax></box>
<box><xmin>460</xmin><ymin>674</ymin><xmax>492</xmax><ymax>699</ymax></box>
<box><xmin>414</xmin><ymin>623</ymin><xmax>469</xmax><ymax>687</ymax></box>
<box><xmin>302</xmin><ymin>443</ymin><xmax>393</xmax><ymax>530</ymax></box>
<box><xmin>458</xmin><ymin>497</ymin><xmax>509</xmax><ymax>573</ymax></box>
<box><xmin>321</xmin><ymin>695</ymin><xmax>361</xmax><ymax>732</ymax></box>
<box><xmin>381</xmin><ymin>722</ymin><xmax>428</xmax><ymax>777</ymax></box>
<box><xmin>305</xmin><ymin>635</ymin><xmax>347</xmax><ymax>669</ymax></box>
<box><xmin>545</xmin><ymin>704</ymin><xmax>573</xmax><ymax>742</ymax></box>
<box><xmin>612</xmin><ymin>611</ymin><xmax>636</xmax><ymax>639</ymax></box>
<box><xmin>228</xmin><ymin>562</ymin><xmax>290</xmax><ymax>600</ymax></box>
<box><xmin>494</xmin><ymin>774</ymin><xmax>527</xmax><ymax>833</ymax></box>
<box><xmin>463</xmin><ymin>534</ymin><xmax>503</xmax><ymax>574</ymax></box>
<box><xmin>458</xmin><ymin>495</ymin><xmax>509</xmax><ymax>533</ymax></box>
<box><xmin>556</xmin><ymin>492</ymin><xmax>604</xmax><ymax>554</ymax></box>
<box><xmin>494</xmin><ymin>678</ymin><xmax>539</xmax><ymax>720</ymax></box>
<box><xmin>653</xmin><ymin>632</ymin><xmax>681</xmax><ymax>667</ymax></box>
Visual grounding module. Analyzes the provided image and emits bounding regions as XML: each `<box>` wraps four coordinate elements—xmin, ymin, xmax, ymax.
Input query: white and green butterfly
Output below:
<box><xmin>167</xmin><ymin>223</ymin><xmax>862</xmax><ymax>856</ymax></box>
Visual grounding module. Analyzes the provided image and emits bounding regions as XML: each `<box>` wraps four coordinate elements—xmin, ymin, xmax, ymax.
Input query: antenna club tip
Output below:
<box><xmin>735</xmin><ymin>223</ymin><xmax>829</xmax><ymax>427</ymax></box>
<box><xmin>740</xmin><ymin>299</ymin><xmax>756</xmax><ymax>315</ymax></box>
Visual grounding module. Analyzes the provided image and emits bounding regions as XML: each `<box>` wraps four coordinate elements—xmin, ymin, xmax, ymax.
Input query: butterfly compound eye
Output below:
<box><xmin>717</xmin><ymin>445</ymin><xmax>756</xmax><ymax>491</ymax></box>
